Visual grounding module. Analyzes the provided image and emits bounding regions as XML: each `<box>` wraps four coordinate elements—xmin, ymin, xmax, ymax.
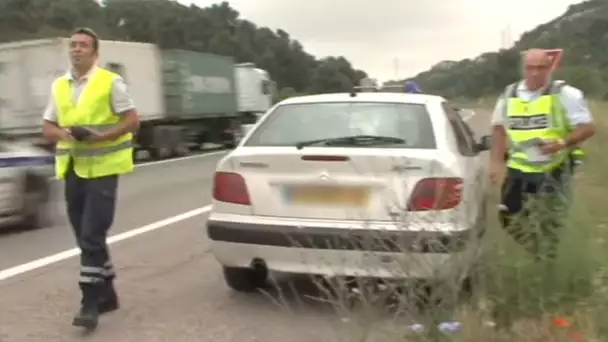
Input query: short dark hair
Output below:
<box><xmin>71</xmin><ymin>27</ymin><xmax>99</xmax><ymax>51</ymax></box>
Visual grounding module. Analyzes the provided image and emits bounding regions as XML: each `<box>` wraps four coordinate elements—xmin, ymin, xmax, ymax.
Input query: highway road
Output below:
<box><xmin>0</xmin><ymin>112</ymin><xmax>491</xmax><ymax>342</ymax></box>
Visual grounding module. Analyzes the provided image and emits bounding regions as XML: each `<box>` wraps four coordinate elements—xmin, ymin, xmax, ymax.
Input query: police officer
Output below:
<box><xmin>42</xmin><ymin>28</ymin><xmax>139</xmax><ymax>329</ymax></box>
<box><xmin>489</xmin><ymin>48</ymin><xmax>595</xmax><ymax>260</ymax></box>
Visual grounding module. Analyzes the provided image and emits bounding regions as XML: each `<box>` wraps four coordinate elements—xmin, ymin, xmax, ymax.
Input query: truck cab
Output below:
<box><xmin>235</xmin><ymin>63</ymin><xmax>276</xmax><ymax>116</ymax></box>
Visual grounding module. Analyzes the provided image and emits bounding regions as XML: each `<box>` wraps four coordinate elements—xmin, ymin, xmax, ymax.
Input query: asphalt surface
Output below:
<box><xmin>0</xmin><ymin>112</ymin><xmax>491</xmax><ymax>342</ymax></box>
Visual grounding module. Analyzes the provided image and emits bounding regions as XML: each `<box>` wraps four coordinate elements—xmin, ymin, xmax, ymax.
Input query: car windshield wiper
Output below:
<box><xmin>295</xmin><ymin>135</ymin><xmax>406</xmax><ymax>149</ymax></box>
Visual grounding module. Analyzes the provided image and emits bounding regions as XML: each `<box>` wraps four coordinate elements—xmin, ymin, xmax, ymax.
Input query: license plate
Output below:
<box><xmin>286</xmin><ymin>186</ymin><xmax>369</xmax><ymax>206</ymax></box>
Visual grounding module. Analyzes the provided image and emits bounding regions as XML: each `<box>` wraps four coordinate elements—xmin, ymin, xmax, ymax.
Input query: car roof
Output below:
<box><xmin>277</xmin><ymin>92</ymin><xmax>446</xmax><ymax>106</ymax></box>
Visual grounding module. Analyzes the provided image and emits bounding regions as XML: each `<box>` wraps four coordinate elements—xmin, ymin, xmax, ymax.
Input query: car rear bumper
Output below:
<box><xmin>206</xmin><ymin>213</ymin><xmax>480</xmax><ymax>280</ymax></box>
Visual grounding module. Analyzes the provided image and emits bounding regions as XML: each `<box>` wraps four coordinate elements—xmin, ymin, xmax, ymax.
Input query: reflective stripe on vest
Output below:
<box><xmin>53</xmin><ymin>67</ymin><xmax>134</xmax><ymax>179</ymax></box>
<box><xmin>55</xmin><ymin>140</ymin><xmax>134</xmax><ymax>157</ymax></box>
<box><xmin>505</xmin><ymin>81</ymin><xmax>569</xmax><ymax>172</ymax></box>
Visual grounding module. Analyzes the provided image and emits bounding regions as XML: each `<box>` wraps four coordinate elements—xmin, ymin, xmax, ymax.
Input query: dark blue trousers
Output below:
<box><xmin>65</xmin><ymin>163</ymin><xmax>118</xmax><ymax>296</ymax></box>
<box><xmin>499</xmin><ymin>162</ymin><xmax>573</xmax><ymax>260</ymax></box>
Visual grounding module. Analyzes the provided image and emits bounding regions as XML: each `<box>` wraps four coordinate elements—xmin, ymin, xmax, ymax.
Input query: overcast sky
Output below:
<box><xmin>179</xmin><ymin>0</ymin><xmax>584</xmax><ymax>82</ymax></box>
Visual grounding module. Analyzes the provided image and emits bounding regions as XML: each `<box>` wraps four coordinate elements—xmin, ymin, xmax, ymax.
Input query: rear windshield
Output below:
<box><xmin>243</xmin><ymin>102</ymin><xmax>436</xmax><ymax>148</ymax></box>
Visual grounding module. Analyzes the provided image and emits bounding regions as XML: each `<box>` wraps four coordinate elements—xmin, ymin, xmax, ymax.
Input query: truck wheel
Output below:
<box><xmin>222</xmin><ymin>130</ymin><xmax>240</xmax><ymax>149</ymax></box>
<box><xmin>19</xmin><ymin>172</ymin><xmax>51</xmax><ymax>230</ymax></box>
<box><xmin>150</xmin><ymin>146</ymin><xmax>171</xmax><ymax>160</ymax></box>
<box><xmin>174</xmin><ymin>144</ymin><xmax>190</xmax><ymax>157</ymax></box>
<box><xmin>222</xmin><ymin>266</ymin><xmax>267</xmax><ymax>292</ymax></box>
<box><xmin>223</xmin><ymin>141</ymin><xmax>236</xmax><ymax>149</ymax></box>
<box><xmin>172</xmin><ymin>128</ymin><xmax>190</xmax><ymax>157</ymax></box>
<box><xmin>150</xmin><ymin>126</ymin><xmax>173</xmax><ymax>160</ymax></box>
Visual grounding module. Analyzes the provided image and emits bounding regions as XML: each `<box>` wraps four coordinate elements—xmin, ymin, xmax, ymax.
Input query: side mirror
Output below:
<box><xmin>477</xmin><ymin>135</ymin><xmax>492</xmax><ymax>151</ymax></box>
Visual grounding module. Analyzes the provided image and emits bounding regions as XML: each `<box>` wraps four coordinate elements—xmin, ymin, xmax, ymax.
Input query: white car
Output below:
<box><xmin>0</xmin><ymin>139</ymin><xmax>54</xmax><ymax>230</ymax></box>
<box><xmin>206</xmin><ymin>91</ymin><xmax>491</xmax><ymax>292</ymax></box>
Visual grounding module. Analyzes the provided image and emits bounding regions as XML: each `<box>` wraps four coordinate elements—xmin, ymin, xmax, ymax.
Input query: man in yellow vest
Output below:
<box><xmin>42</xmin><ymin>28</ymin><xmax>139</xmax><ymax>330</ymax></box>
<box><xmin>489</xmin><ymin>48</ymin><xmax>595</xmax><ymax>261</ymax></box>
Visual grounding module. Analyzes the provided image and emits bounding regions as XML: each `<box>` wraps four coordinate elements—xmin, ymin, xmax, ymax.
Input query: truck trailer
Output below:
<box><xmin>0</xmin><ymin>37</ymin><xmax>276</xmax><ymax>158</ymax></box>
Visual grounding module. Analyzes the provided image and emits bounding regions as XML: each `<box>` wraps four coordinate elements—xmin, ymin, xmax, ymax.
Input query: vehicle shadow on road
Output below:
<box><xmin>0</xmin><ymin>214</ymin><xmax>63</xmax><ymax>238</ymax></box>
<box><xmin>228</xmin><ymin>273</ymin><xmax>441</xmax><ymax>341</ymax></box>
<box><xmin>235</xmin><ymin>274</ymin><xmax>336</xmax><ymax>315</ymax></box>
<box><xmin>0</xmin><ymin>223</ymin><xmax>49</xmax><ymax>237</ymax></box>
<box><xmin>248</xmin><ymin>273</ymin><xmax>424</xmax><ymax>321</ymax></box>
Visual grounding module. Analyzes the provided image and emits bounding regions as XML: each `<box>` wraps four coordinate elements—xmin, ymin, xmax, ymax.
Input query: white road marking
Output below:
<box><xmin>0</xmin><ymin>205</ymin><xmax>212</xmax><ymax>281</ymax></box>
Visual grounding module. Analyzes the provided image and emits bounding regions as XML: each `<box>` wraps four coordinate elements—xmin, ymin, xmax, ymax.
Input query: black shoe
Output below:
<box><xmin>72</xmin><ymin>304</ymin><xmax>99</xmax><ymax>330</ymax></box>
<box><xmin>79</xmin><ymin>285</ymin><xmax>120</xmax><ymax>314</ymax></box>
<box><xmin>98</xmin><ymin>286</ymin><xmax>119</xmax><ymax>314</ymax></box>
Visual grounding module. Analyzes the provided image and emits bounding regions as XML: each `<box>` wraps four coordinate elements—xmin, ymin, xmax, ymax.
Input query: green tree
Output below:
<box><xmin>0</xmin><ymin>0</ymin><xmax>367</xmax><ymax>95</ymax></box>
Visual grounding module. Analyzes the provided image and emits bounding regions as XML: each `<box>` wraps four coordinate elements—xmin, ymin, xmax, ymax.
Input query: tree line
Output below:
<box><xmin>0</xmin><ymin>0</ymin><xmax>369</xmax><ymax>99</ymax></box>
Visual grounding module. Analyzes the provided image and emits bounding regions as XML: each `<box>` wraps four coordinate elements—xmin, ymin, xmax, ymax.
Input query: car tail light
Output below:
<box><xmin>407</xmin><ymin>177</ymin><xmax>463</xmax><ymax>211</ymax></box>
<box><xmin>213</xmin><ymin>172</ymin><xmax>251</xmax><ymax>205</ymax></box>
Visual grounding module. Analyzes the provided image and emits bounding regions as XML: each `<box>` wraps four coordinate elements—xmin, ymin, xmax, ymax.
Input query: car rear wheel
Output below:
<box><xmin>222</xmin><ymin>266</ymin><xmax>267</xmax><ymax>292</ymax></box>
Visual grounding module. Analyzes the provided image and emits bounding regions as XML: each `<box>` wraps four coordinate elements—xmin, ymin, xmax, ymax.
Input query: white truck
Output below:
<box><xmin>0</xmin><ymin>37</ymin><xmax>276</xmax><ymax>157</ymax></box>
<box><xmin>235</xmin><ymin>63</ymin><xmax>275</xmax><ymax>116</ymax></box>
<box><xmin>235</xmin><ymin>63</ymin><xmax>275</xmax><ymax>138</ymax></box>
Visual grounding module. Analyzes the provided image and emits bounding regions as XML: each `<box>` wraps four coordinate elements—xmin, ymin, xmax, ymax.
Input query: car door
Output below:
<box><xmin>441</xmin><ymin>102</ymin><xmax>484</xmax><ymax>226</ymax></box>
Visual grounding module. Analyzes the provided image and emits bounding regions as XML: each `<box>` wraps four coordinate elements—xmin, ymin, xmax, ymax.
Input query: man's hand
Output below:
<box><xmin>69</xmin><ymin>127</ymin><xmax>108</xmax><ymax>143</ymax></box>
<box><xmin>489</xmin><ymin>159</ymin><xmax>507</xmax><ymax>185</ymax></box>
<box><xmin>43</xmin><ymin>121</ymin><xmax>75</xmax><ymax>143</ymax></box>
<box><xmin>538</xmin><ymin>139</ymin><xmax>566</xmax><ymax>155</ymax></box>
<box><xmin>58</xmin><ymin>128</ymin><xmax>75</xmax><ymax>142</ymax></box>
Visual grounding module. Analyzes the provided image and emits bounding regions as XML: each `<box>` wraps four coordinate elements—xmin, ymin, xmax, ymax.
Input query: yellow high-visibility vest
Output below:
<box><xmin>505</xmin><ymin>81</ymin><xmax>574</xmax><ymax>173</ymax></box>
<box><xmin>53</xmin><ymin>67</ymin><xmax>134</xmax><ymax>179</ymax></box>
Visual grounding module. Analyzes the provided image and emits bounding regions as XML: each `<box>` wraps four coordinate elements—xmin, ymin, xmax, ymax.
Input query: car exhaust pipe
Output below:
<box><xmin>250</xmin><ymin>258</ymin><xmax>268</xmax><ymax>279</ymax></box>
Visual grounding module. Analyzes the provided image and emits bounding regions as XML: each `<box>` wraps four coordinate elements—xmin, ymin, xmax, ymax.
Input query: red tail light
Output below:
<box><xmin>213</xmin><ymin>172</ymin><xmax>251</xmax><ymax>205</ymax></box>
<box><xmin>407</xmin><ymin>177</ymin><xmax>463</xmax><ymax>211</ymax></box>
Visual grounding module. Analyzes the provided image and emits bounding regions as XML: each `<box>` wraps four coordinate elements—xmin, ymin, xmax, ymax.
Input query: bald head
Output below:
<box><xmin>524</xmin><ymin>49</ymin><xmax>552</xmax><ymax>67</ymax></box>
<box><xmin>522</xmin><ymin>48</ymin><xmax>553</xmax><ymax>91</ymax></box>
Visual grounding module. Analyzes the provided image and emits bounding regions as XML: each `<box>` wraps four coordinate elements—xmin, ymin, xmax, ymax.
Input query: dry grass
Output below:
<box><xmin>265</xmin><ymin>100</ymin><xmax>608</xmax><ymax>341</ymax></box>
